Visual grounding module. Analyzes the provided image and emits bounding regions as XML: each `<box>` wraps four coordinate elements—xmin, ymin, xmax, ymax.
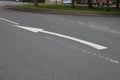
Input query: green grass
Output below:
<box><xmin>18</xmin><ymin>3</ymin><xmax>120</xmax><ymax>15</ymax></box>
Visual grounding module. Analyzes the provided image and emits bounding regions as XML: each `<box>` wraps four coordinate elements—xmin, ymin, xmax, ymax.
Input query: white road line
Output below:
<box><xmin>44</xmin><ymin>37</ymin><xmax>55</xmax><ymax>40</ymax></box>
<box><xmin>70</xmin><ymin>46</ymin><xmax>119</xmax><ymax>64</ymax></box>
<box><xmin>15</xmin><ymin>25</ymin><xmax>108</xmax><ymax>50</ymax></box>
<box><xmin>70</xmin><ymin>46</ymin><xmax>80</xmax><ymax>51</ymax></box>
<box><xmin>0</xmin><ymin>17</ymin><xmax>19</xmax><ymax>25</ymax></box>
<box><xmin>97</xmin><ymin>55</ymin><xmax>119</xmax><ymax>64</ymax></box>
<box><xmin>92</xmin><ymin>53</ymin><xmax>119</xmax><ymax>64</ymax></box>
<box><xmin>15</xmin><ymin>25</ymin><xmax>44</xmax><ymax>32</ymax></box>
<box><xmin>76</xmin><ymin>22</ymin><xmax>84</xmax><ymax>25</ymax></box>
<box><xmin>88</xmin><ymin>25</ymin><xmax>95</xmax><ymax>28</ymax></box>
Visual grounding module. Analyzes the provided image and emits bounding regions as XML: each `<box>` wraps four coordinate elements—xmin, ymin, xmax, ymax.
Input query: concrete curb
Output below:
<box><xmin>4</xmin><ymin>5</ymin><xmax>120</xmax><ymax>17</ymax></box>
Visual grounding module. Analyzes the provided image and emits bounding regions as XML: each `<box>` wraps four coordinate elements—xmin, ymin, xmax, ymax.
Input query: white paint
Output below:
<box><xmin>81</xmin><ymin>49</ymin><xmax>87</xmax><ymax>53</ymax></box>
<box><xmin>97</xmin><ymin>55</ymin><xmax>104</xmax><ymax>58</ymax></box>
<box><xmin>70</xmin><ymin>46</ymin><xmax>80</xmax><ymax>51</ymax></box>
<box><xmin>88</xmin><ymin>24</ymin><xmax>120</xmax><ymax>34</ymax></box>
<box><xmin>0</xmin><ymin>17</ymin><xmax>19</xmax><ymax>25</ymax></box>
<box><xmin>70</xmin><ymin>45</ymin><xmax>119</xmax><ymax>64</ymax></box>
<box><xmin>70</xmin><ymin>46</ymin><xmax>119</xmax><ymax>64</ymax></box>
<box><xmin>109</xmin><ymin>59</ymin><xmax>119</xmax><ymax>64</ymax></box>
<box><xmin>94</xmin><ymin>54</ymin><xmax>119</xmax><ymax>64</ymax></box>
<box><xmin>76</xmin><ymin>22</ymin><xmax>84</xmax><ymax>25</ymax></box>
<box><xmin>15</xmin><ymin>25</ymin><xmax>108</xmax><ymax>50</ymax></box>
<box><xmin>105</xmin><ymin>57</ymin><xmax>119</xmax><ymax>64</ymax></box>
<box><xmin>88</xmin><ymin>25</ymin><xmax>95</xmax><ymax>28</ymax></box>
<box><xmin>15</xmin><ymin>25</ymin><xmax>44</xmax><ymax>33</ymax></box>
<box><xmin>93</xmin><ymin>53</ymin><xmax>96</xmax><ymax>55</ymax></box>
<box><xmin>0</xmin><ymin>17</ymin><xmax>118</xmax><ymax>64</ymax></box>
<box><xmin>44</xmin><ymin>37</ymin><xmax>55</xmax><ymax>40</ymax></box>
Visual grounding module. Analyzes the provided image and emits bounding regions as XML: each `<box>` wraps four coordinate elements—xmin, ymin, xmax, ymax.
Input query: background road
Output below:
<box><xmin>0</xmin><ymin>1</ymin><xmax>120</xmax><ymax>80</ymax></box>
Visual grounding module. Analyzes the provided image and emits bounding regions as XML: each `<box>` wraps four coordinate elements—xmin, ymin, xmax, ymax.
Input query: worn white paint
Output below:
<box><xmin>0</xmin><ymin>17</ymin><xmax>19</xmax><ymax>25</ymax></box>
<box><xmin>70</xmin><ymin>46</ymin><xmax>119</xmax><ymax>64</ymax></box>
<box><xmin>76</xmin><ymin>22</ymin><xmax>84</xmax><ymax>25</ymax></box>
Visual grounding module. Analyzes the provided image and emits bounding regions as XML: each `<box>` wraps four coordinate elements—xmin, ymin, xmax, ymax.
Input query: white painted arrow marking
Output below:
<box><xmin>15</xmin><ymin>25</ymin><xmax>108</xmax><ymax>50</ymax></box>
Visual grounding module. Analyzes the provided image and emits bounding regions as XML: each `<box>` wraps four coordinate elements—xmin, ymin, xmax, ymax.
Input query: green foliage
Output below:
<box><xmin>18</xmin><ymin>4</ymin><xmax>120</xmax><ymax>15</ymax></box>
<box><xmin>22</xmin><ymin>0</ymin><xmax>45</xmax><ymax>3</ymax></box>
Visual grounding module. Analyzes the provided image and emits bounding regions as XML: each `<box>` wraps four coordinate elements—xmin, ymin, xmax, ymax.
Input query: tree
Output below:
<box><xmin>71</xmin><ymin>0</ymin><xmax>75</xmax><ymax>8</ymax></box>
<box><xmin>88</xmin><ymin>0</ymin><xmax>93</xmax><ymax>8</ymax></box>
<box><xmin>107</xmin><ymin>0</ymin><xmax>110</xmax><ymax>11</ymax></box>
<box><xmin>116</xmin><ymin>0</ymin><xmax>119</xmax><ymax>8</ymax></box>
<box><xmin>55</xmin><ymin>0</ymin><xmax>58</xmax><ymax>5</ymax></box>
<box><xmin>34</xmin><ymin>0</ymin><xmax>39</xmax><ymax>7</ymax></box>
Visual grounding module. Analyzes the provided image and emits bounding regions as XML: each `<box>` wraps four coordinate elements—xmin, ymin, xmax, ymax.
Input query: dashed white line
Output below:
<box><xmin>81</xmin><ymin>49</ymin><xmax>88</xmax><ymax>53</ymax></box>
<box><xmin>70</xmin><ymin>46</ymin><xmax>80</xmax><ymax>51</ymax></box>
<box><xmin>88</xmin><ymin>25</ymin><xmax>95</xmax><ymax>28</ymax></box>
<box><xmin>44</xmin><ymin>36</ymin><xmax>55</xmax><ymax>40</ymax></box>
<box><xmin>92</xmin><ymin>53</ymin><xmax>119</xmax><ymax>64</ymax></box>
<box><xmin>70</xmin><ymin>46</ymin><xmax>119</xmax><ymax>64</ymax></box>
<box><xmin>76</xmin><ymin>22</ymin><xmax>85</xmax><ymax>25</ymax></box>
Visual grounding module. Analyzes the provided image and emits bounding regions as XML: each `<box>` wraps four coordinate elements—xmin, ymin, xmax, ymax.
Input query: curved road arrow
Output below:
<box><xmin>15</xmin><ymin>25</ymin><xmax>108</xmax><ymax>50</ymax></box>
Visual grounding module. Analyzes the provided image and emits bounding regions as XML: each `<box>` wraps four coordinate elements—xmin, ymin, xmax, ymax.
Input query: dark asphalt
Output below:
<box><xmin>0</xmin><ymin>1</ymin><xmax>120</xmax><ymax>80</ymax></box>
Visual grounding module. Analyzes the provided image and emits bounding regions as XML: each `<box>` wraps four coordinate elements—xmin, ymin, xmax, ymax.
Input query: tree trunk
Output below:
<box><xmin>116</xmin><ymin>0</ymin><xmax>119</xmax><ymax>8</ymax></box>
<box><xmin>88</xmin><ymin>0</ymin><xmax>93</xmax><ymax>8</ymax></box>
<box><xmin>71</xmin><ymin>0</ymin><xmax>75</xmax><ymax>8</ymax></box>
<box><xmin>106</xmin><ymin>0</ymin><xmax>110</xmax><ymax>11</ymax></box>
<box><xmin>55</xmin><ymin>0</ymin><xmax>57</xmax><ymax>5</ymax></box>
<box><xmin>34</xmin><ymin>0</ymin><xmax>39</xmax><ymax>7</ymax></box>
<box><xmin>76</xmin><ymin>0</ymin><xmax>81</xmax><ymax>4</ymax></box>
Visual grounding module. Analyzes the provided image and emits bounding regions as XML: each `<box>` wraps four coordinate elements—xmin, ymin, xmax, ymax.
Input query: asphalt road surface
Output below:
<box><xmin>0</xmin><ymin>1</ymin><xmax>120</xmax><ymax>80</ymax></box>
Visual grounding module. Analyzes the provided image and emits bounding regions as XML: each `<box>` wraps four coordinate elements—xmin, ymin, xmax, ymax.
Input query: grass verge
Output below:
<box><xmin>17</xmin><ymin>3</ymin><xmax>120</xmax><ymax>15</ymax></box>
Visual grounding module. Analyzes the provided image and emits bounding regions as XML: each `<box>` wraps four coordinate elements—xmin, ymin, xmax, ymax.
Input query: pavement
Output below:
<box><xmin>0</xmin><ymin>1</ymin><xmax>120</xmax><ymax>80</ymax></box>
